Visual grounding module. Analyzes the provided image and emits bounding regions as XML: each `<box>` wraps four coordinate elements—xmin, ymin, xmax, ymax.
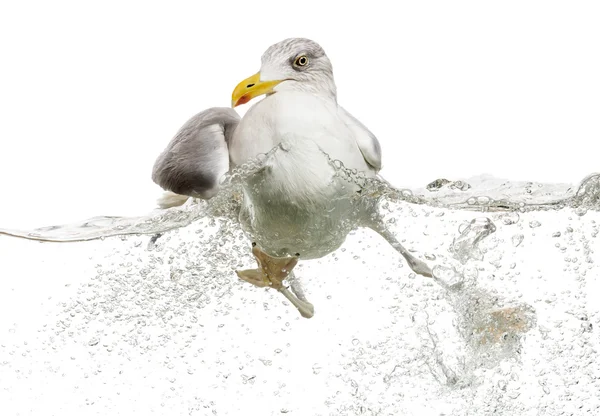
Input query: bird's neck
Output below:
<box><xmin>229</xmin><ymin>90</ymin><xmax>340</xmax><ymax>167</ymax></box>
<box><xmin>274</xmin><ymin>79</ymin><xmax>337</xmax><ymax>105</ymax></box>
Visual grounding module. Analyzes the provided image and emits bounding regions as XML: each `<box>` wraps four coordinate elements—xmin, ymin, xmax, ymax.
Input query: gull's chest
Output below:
<box><xmin>229</xmin><ymin>94</ymin><xmax>357</xmax><ymax>167</ymax></box>
<box><xmin>239</xmin><ymin>139</ymin><xmax>360</xmax><ymax>259</ymax></box>
<box><xmin>247</xmin><ymin>137</ymin><xmax>344</xmax><ymax>206</ymax></box>
<box><xmin>232</xmin><ymin>94</ymin><xmax>367</xmax><ymax>258</ymax></box>
<box><xmin>231</xmin><ymin>93</ymin><xmax>368</xmax><ymax>208</ymax></box>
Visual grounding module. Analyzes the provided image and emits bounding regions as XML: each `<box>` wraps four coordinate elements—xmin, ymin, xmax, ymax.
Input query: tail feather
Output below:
<box><xmin>156</xmin><ymin>191</ymin><xmax>190</xmax><ymax>209</ymax></box>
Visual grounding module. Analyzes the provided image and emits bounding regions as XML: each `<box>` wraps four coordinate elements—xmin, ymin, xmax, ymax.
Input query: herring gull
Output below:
<box><xmin>152</xmin><ymin>38</ymin><xmax>432</xmax><ymax>318</ymax></box>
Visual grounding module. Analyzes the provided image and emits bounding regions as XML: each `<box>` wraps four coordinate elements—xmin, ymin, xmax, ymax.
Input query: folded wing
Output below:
<box><xmin>338</xmin><ymin>106</ymin><xmax>382</xmax><ymax>172</ymax></box>
<box><xmin>152</xmin><ymin>107</ymin><xmax>240</xmax><ymax>200</ymax></box>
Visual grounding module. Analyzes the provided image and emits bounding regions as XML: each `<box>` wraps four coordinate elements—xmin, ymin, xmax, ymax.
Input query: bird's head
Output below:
<box><xmin>231</xmin><ymin>38</ymin><xmax>336</xmax><ymax>107</ymax></box>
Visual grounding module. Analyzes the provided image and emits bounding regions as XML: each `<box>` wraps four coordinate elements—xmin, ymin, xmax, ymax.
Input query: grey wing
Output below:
<box><xmin>152</xmin><ymin>107</ymin><xmax>240</xmax><ymax>199</ymax></box>
<box><xmin>338</xmin><ymin>106</ymin><xmax>382</xmax><ymax>171</ymax></box>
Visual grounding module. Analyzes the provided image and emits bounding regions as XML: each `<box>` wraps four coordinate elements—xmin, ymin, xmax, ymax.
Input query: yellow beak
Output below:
<box><xmin>231</xmin><ymin>72</ymin><xmax>284</xmax><ymax>107</ymax></box>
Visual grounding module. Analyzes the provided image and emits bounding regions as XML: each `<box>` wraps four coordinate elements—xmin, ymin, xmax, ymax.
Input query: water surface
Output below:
<box><xmin>1</xmin><ymin>155</ymin><xmax>598</xmax><ymax>415</ymax></box>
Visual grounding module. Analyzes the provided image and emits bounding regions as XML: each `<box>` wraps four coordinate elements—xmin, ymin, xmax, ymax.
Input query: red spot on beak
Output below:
<box><xmin>236</xmin><ymin>94</ymin><xmax>251</xmax><ymax>106</ymax></box>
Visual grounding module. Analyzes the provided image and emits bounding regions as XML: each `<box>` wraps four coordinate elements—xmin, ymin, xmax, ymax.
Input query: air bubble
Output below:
<box><xmin>512</xmin><ymin>234</ymin><xmax>524</xmax><ymax>247</ymax></box>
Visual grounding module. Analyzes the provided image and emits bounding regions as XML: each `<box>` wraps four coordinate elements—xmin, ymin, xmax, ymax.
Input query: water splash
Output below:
<box><xmin>449</xmin><ymin>217</ymin><xmax>496</xmax><ymax>264</ymax></box>
<box><xmin>1</xmin><ymin>160</ymin><xmax>597</xmax><ymax>243</ymax></box>
<box><xmin>416</xmin><ymin>172</ymin><xmax>600</xmax><ymax>212</ymax></box>
<box><xmin>1</xmin><ymin>149</ymin><xmax>599</xmax><ymax>415</ymax></box>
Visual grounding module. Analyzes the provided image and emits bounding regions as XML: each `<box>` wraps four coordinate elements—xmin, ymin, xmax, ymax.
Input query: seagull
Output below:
<box><xmin>152</xmin><ymin>38</ymin><xmax>432</xmax><ymax>318</ymax></box>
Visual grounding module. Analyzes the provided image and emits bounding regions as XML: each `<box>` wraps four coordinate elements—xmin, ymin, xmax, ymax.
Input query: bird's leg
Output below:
<box><xmin>278</xmin><ymin>287</ymin><xmax>315</xmax><ymax>319</ymax></box>
<box><xmin>286</xmin><ymin>271</ymin><xmax>309</xmax><ymax>302</ymax></box>
<box><xmin>236</xmin><ymin>244</ymin><xmax>315</xmax><ymax>318</ymax></box>
<box><xmin>377</xmin><ymin>226</ymin><xmax>433</xmax><ymax>277</ymax></box>
<box><xmin>363</xmin><ymin>218</ymin><xmax>433</xmax><ymax>278</ymax></box>
<box><xmin>281</xmin><ymin>270</ymin><xmax>315</xmax><ymax>318</ymax></box>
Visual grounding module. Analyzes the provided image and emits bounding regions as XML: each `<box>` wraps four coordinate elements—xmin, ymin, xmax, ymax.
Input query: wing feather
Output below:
<box><xmin>152</xmin><ymin>107</ymin><xmax>240</xmax><ymax>199</ymax></box>
<box><xmin>338</xmin><ymin>106</ymin><xmax>382</xmax><ymax>171</ymax></box>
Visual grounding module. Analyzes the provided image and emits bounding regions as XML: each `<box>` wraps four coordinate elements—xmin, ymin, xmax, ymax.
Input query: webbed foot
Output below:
<box><xmin>236</xmin><ymin>243</ymin><xmax>315</xmax><ymax>318</ymax></box>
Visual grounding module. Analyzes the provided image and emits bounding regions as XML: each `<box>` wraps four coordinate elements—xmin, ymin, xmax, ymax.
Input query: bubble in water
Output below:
<box><xmin>511</xmin><ymin>234</ymin><xmax>524</xmax><ymax>247</ymax></box>
<box><xmin>500</xmin><ymin>212</ymin><xmax>520</xmax><ymax>225</ymax></box>
<box><xmin>426</xmin><ymin>178</ymin><xmax>451</xmax><ymax>192</ymax></box>
<box><xmin>477</xmin><ymin>196</ymin><xmax>491</xmax><ymax>205</ymax></box>
<box><xmin>424</xmin><ymin>178</ymin><xmax>472</xmax><ymax>192</ymax></box>
<box><xmin>529</xmin><ymin>221</ymin><xmax>541</xmax><ymax>229</ymax></box>
<box><xmin>449</xmin><ymin>180</ymin><xmax>472</xmax><ymax>191</ymax></box>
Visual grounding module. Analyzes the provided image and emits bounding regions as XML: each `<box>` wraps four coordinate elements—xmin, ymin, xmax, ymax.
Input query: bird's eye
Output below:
<box><xmin>294</xmin><ymin>55</ymin><xmax>309</xmax><ymax>67</ymax></box>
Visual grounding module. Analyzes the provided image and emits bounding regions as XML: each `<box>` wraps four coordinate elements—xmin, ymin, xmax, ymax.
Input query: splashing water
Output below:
<box><xmin>0</xmin><ymin>149</ymin><xmax>599</xmax><ymax>415</ymax></box>
<box><xmin>448</xmin><ymin>217</ymin><xmax>497</xmax><ymax>264</ymax></box>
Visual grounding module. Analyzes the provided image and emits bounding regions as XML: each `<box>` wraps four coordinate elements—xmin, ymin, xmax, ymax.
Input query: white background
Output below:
<box><xmin>1</xmin><ymin>0</ymin><xmax>598</xmax><ymax>229</ymax></box>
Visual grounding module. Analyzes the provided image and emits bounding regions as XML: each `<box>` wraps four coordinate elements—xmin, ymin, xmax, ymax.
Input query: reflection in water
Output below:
<box><xmin>0</xmin><ymin>150</ymin><xmax>598</xmax><ymax>414</ymax></box>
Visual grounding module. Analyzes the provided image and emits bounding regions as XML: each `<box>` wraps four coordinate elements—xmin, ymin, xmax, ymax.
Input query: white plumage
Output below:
<box><xmin>230</xmin><ymin>89</ymin><xmax>377</xmax><ymax>259</ymax></box>
<box><xmin>152</xmin><ymin>38</ymin><xmax>431</xmax><ymax>318</ymax></box>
